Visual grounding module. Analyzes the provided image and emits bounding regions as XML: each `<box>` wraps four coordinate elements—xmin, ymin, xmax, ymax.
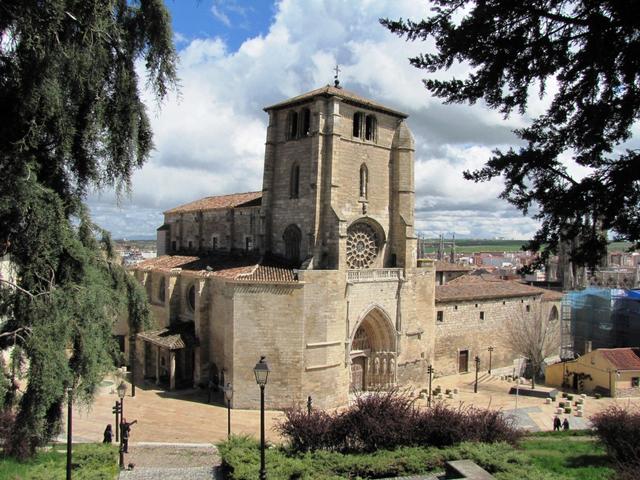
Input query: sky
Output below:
<box><xmin>88</xmin><ymin>0</ymin><xmax>544</xmax><ymax>240</ymax></box>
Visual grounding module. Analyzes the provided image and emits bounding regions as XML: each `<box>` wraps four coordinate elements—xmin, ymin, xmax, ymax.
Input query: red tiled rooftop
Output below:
<box><xmin>164</xmin><ymin>191</ymin><xmax>262</xmax><ymax>215</ymax></box>
<box><xmin>435</xmin><ymin>274</ymin><xmax>545</xmax><ymax>302</ymax></box>
<box><xmin>133</xmin><ymin>254</ymin><xmax>297</xmax><ymax>283</ymax></box>
<box><xmin>433</xmin><ymin>260</ymin><xmax>473</xmax><ymax>272</ymax></box>
<box><xmin>599</xmin><ymin>348</ymin><xmax>640</xmax><ymax>371</ymax></box>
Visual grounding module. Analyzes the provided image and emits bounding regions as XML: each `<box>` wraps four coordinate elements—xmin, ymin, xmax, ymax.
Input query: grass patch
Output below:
<box><xmin>518</xmin><ymin>432</ymin><xmax>614</xmax><ymax>480</ymax></box>
<box><xmin>0</xmin><ymin>443</ymin><xmax>119</xmax><ymax>480</ymax></box>
<box><xmin>219</xmin><ymin>434</ymin><xmax>615</xmax><ymax>480</ymax></box>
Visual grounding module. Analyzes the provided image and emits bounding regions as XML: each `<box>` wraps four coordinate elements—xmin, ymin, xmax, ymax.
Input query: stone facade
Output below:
<box><xmin>129</xmin><ymin>86</ymin><xmax>561</xmax><ymax>409</ymax></box>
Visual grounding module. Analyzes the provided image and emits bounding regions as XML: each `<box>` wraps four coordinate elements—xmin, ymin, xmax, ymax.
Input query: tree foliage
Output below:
<box><xmin>382</xmin><ymin>1</ymin><xmax>640</xmax><ymax>268</ymax></box>
<box><xmin>0</xmin><ymin>0</ymin><xmax>176</xmax><ymax>457</ymax></box>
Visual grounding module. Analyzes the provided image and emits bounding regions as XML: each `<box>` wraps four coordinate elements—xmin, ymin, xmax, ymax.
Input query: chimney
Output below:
<box><xmin>585</xmin><ymin>340</ymin><xmax>592</xmax><ymax>354</ymax></box>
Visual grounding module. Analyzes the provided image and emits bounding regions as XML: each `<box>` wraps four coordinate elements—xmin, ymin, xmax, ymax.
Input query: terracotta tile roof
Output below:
<box><xmin>599</xmin><ymin>348</ymin><xmax>640</xmax><ymax>371</ymax></box>
<box><xmin>164</xmin><ymin>191</ymin><xmax>262</xmax><ymax>215</ymax></box>
<box><xmin>541</xmin><ymin>290</ymin><xmax>564</xmax><ymax>302</ymax></box>
<box><xmin>133</xmin><ymin>254</ymin><xmax>298</xmax><ymax>283</ymax></box>
<box><xmin>264</xmin><ymin>85</ymin><xmax>408</xmax><ymax>118</ymax></box>
<box><xmin>435</xmin><ymin>274</ymin><xmax>545</xmax><ymax>303</ymax></box>
<box><xmin>434</xmin><ymin>260</ymin><xmax>473</xmax><ymax>272</ymax></box>
<box><xmin>137</xmin><ymin>322</ymin><xmax>196</xmax><ymax>350</ymax></box>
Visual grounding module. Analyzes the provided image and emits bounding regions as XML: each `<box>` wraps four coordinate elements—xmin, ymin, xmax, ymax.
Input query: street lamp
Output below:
<box><xmin>66</xmin><ymin>386</ymin><xmax>73</xmax><ymax>480</ymax></box>
<box><xmin>224</xmin><ymin>382</ymin><xmax>233</xmax><ymax>439</ymax></box>
<box><xmin>487</xmin><ymin>346</ymin><xmax>494</xmax><ymax>374</ymax></box>
<box><xmin>427</xmin><ymin>364</ymin><xmax>434</xmax><ymax>407</ymax></box>
<box><xmin>474</xmin><ymin>356</ymin><xmax>480</xmax><ymax>393</ymax></box>
<box><xmin>117</xmin><ymin>381</ymin><xmax>127</xmax><ymax>469</ymax></box>
<box><xmin>253</xmin><ymin>356</ymin><xmax>271</xmax><ymax>480</ymax></box>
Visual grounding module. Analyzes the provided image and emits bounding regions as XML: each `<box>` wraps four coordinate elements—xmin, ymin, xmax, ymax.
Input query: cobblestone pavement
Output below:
<box><xmin>118</xmin><ymin>444</ymin><xmax>223</xmax><ymax>480</ymax></box>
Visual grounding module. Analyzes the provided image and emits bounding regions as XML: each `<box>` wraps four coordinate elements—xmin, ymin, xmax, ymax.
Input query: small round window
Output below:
<box><xmin>187</xmin><ymin>284</ymin><xmax>196</xmax><ymax>311</ymax></box>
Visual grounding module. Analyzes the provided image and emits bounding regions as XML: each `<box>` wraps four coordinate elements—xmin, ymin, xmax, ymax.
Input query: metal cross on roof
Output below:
<box><xmin>333</xmin><ymin>64</ymin><xmax>341</xmax><ymax>88</ymax></box>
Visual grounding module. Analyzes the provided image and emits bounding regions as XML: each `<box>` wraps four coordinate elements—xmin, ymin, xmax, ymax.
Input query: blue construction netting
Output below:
<box><xmin>562</xmin><ymin>287</ymin><xmax>640</xmax><ymax>357</ymax></box>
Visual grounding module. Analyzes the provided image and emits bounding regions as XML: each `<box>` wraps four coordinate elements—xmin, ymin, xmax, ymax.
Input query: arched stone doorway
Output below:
<box><xmin>350</xmin><ymin>307</ymin><xmax>397</xmax><ymax>392</ymax></box>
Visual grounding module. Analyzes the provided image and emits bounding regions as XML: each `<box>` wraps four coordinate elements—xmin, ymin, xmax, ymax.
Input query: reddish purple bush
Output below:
<box><xmin>591</xmin><ymin>405</ymin><xmax>640</xmax><ymax>474</ymax></box>
<box><xmin>277</xmin><ymin>389</ymin><xmax>521</xmax><ymax>453</ymax></box>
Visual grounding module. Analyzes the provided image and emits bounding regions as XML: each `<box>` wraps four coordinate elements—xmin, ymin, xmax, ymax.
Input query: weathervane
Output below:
<box><xmin>333</xmin><ymin>64</ymin><xmax>341</xmax><ymax>88</ymax></box>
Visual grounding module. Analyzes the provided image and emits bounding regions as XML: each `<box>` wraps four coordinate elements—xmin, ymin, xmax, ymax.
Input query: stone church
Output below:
<box><xmin>128</xmin><ymin>85</ymin><xmax>561</xmax><ymax>409</ymax></box>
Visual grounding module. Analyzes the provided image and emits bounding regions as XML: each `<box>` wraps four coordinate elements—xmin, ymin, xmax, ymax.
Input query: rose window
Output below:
<box><xmin>347</xmin><ymin>223</ymin><xmax>378</xmax><ymax>269</ymax></box>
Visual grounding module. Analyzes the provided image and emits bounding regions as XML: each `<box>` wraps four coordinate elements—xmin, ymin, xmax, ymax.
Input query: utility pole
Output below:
<box><xmin>474</xmin><ymin>356</ymin><xmax>480</xmax><ymax>393</ymax></box>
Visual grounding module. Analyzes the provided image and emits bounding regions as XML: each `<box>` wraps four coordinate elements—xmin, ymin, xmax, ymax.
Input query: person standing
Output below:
<box><xmin>553</xmin><ymin>416</ymin><xmax>561</xmax><ymax>431</ymax></box>
<box><xmin>121</xmin><ymin>419</ymin><xmax>137</xmax><ymax>453</ymax></box>
<box><xmin>103</xmin><ymin>424</ymin><xmax>113</xmax><ymax>443</ymax></box>
<box><xmin>563</xmin><ymin>418</ymin><xmax>570</xmax><ymax>431</ymax></box>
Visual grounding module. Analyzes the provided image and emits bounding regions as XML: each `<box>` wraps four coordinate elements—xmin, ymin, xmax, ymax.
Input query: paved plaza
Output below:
<box><xmin>61</xmin><ymin>371</ymin><xmax>640</xmax><ymax>478</ymax></box>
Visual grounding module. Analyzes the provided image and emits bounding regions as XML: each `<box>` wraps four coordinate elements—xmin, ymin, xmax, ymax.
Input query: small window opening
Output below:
<box><xmin>290</xmin><ymin>163</ymin><xmax>300</xmax><ymax>198</ymax></box>
<box><xmin>437</xmin><ymin>311</ymin><xmax>444</xmax><ymax>323</ymax></box>
<box><xmin>158</xmin><ymin>277</ymin><xmax>166</xmax><ymax>303</ymax></box>
<box><xmin>480</xmin><ymin>311</ymin><xmax>485</xmax><ymax>321</ymax></box>
<box><xmin>353</xmin><ymin>112</ymin><xmax>363</xmax><ymax>138</ymax></box>
<box><xmin>526</xmin><ymin>305</ymin><xmax>531</xmax><ymax>312</ymax></box>
<box><xmin>212</xmin><ymin>236</ymin><xmax>218</xmax><ymax>250</ymax></box>
<box><xmin>365</xmin><ymin>115</ymin><xmax>376</xmax><ymax>141</ymax></box>
<box><xmin>188</xmin><ymin>240</ymin><xmax>193</xmax><ymax>250</ymax></box>
<box><xmin>301</xmin><ymin>108</ymin><xmax>311</xmax><ymax>136</ymax></box>
<box><xmin>187</xmin><ymin>284</ymin><xmax>196</xmax><ymax>311</ymax></box>
<box><xmin>359</xmin><ymin>164</ymin><xmax>368</xmax><ymax>198</ymax></box>
<box><xmin>287</xmin><ymin>110</ymin><xmax>298</xmax><ymax>140</ymax></box>
<box><xmin>245</xmin><ymin>236</ymin><xmax>253</xmax><ymax>252</ymax></box>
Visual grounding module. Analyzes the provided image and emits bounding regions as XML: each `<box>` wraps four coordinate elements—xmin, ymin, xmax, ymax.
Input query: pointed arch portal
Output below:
<box><xmin>350</xmin><ymin>307</ymin><xmax>397</xmax><ymax>392</ymax></box>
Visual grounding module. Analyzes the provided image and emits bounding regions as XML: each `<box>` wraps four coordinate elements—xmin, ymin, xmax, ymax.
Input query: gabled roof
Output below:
<box><xmin>435</xmin><ymin>273</ymin><xmax>545</xmax><ymax>302</ymax></box>
<box><xmin>133</xmin><ymin>254</ymin><xmax>298</xmax><ymax>284</ymax></box>
<box><xmin>164</xmin><ymin>191</ymin><xmax>262</xmax><ymax>215</ymax></box>
<box><xmin>137</xmin><ymin>321</ymin><xmax>196</xmax><ymax>350</ymax></box>
<box><xmin>264</xmin><ymin>85</ymin><xmax>408</xmax><ymax>118</ymax></box>
<box><xmin>599</xmin><ymin>348</ymin><xmax>640</xmax><ymax>371</ymax></box>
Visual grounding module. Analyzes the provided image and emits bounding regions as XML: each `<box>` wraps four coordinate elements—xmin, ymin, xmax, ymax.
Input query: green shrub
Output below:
<box><xmin>564</xmin><ymin>407</ymin><xmax>572</xmax><ymax>414</ymax></box>
<box><xmin>567</xmin><ymin>394</ymin><xmax>574</xmax><ymax>400</ymax></box>
<box><xmin>562</xmin><ymin>392</ymin><xmax>568</xmax><ymax>398</ymax></box>
<box><xmin>559</xmin><ymin>401</ymin><xmax>565</xmax><ymax>408</ymax></box>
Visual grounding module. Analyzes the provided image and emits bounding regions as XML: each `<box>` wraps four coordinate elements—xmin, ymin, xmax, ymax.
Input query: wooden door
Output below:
<box><xmin>458</xmin><ymin>350</ymin><xmax>469</xmax><ymax>373</ymax></box>
<box><xmin>350</xmin><ymin>357</ymin><xmax>366</xmax><ymax>392</ymax></box>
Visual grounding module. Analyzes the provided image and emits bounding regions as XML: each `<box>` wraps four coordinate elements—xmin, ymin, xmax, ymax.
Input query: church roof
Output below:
<box><xmin>133</xmin><ymin>254</ymin><xmax>298</xmax><ymax>283</ymax></box>
<box><xmin>164</xmin><ymin>191</ymin><xmax>262</xmax><ymax>215</ymax></box>
<box><xmin>137</xmin><ymin>321</ymin><xmax>197</xmax><ymax>350</ymax></box>
<box><xmin>264</xmin><ymin>85</ymin><xmax>408</xmax><ymax>118</ymax></box>
<box><xmin>435</xmin><ymin>273</ymin><xmax>545</xmax><ymax>302</ymax></box>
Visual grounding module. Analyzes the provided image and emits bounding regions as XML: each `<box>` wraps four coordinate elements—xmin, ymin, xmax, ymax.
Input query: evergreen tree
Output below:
<box><xmin>382</xmin><ymin>1</ymin><xmax>640</xmax><ymax>268</ymax></box>
<box><xmin>0</xmin><ymin>0</ymin><xmax>177</xmax><ymax>457</ymax></box>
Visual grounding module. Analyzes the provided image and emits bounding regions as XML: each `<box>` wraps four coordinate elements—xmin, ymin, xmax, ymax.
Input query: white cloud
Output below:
<box><xmin>89</xmin><ymin>0</ymin><xmax>541</xmax><ymax>240</ymax></box>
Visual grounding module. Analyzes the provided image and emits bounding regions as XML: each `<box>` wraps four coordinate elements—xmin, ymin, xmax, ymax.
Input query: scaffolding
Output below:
<box><xmin>561</xmin><ymin>287</ymin><xmax>640</xmax><ymax>359</ymax></box>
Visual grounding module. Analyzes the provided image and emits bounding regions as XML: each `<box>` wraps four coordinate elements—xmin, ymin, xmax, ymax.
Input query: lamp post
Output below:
<box><xmin>487</xmin><ymin>346</ymin><xmax>494</xmax><ymax>374</ymax></box>
<box><xmin>112</xmin><ymin>400</ymin><xmax>121</xmax><ymax>442</ymax></box>
<box><xmin>474</xmin><ymin>356</ymin><xmax>480</xmax><ymax>393</ymax></box>
<box><xmin>253</xmin><ymin>356</ymin><xmax>271</xmax><ymax>480</ymax></box>
<box><xmin>117</xmin><ymin>381</ymin><xmax>127</xmax><ymax>470</ymax></box>
<box><xmin>66</xmin><ymin>386</ymin><xmax>72</xmax><ymax>480</ymax></box>
<box><xmin>224</xmin><ymin>382</ymin><xmax>233</xmax><ymax>439</ymax></box>
<box><xmin>427</xmin><ymin>364</ymin><xmax>434</xmax><ymax>407</ymax></box>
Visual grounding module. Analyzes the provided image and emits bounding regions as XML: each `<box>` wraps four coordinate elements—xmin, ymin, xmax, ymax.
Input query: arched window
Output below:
<box><xmin>158</xmin><ymin>277</ymin><xmax>166</xmax><ymax>303</ymax></box>
<box><xmin>549</xmin><ymin>305</ymin><xmax>559</xmax><ymax>322</ymax></box>
<box><xmin>290</xmin><ymin>163</ymin><xmax>300</xmax><ymax>199</ymax></box>
<box><xmin>187</xmin><ymin>284</ymin><xmax>196</xmax><ymax>311</ymax></box>
<box><xmin>287</xmin><ymin>110</ymin><xmax>298</xmax><ymax>140</ymax></box>
<box><xmin>283</xmin><ymin>224</ymin><xmax>302</xmax><ymax>263</ymax></box>
<box><xmin>301</xmin><ymin>108</ymin><xmax>311</xmax><ymax>136</ymax></box>
<box><xmin>353</xmin><ymin>112</ymin><xmax>363</xmax><ymax>138</ymax></box>
<box><xmin>359</xmin><ymin>164</ymin><xmax>368</xmax><ymax>198</ymax></box>
<box><xmin>365</xmin><ymin>114</ymin><xmax>376</xmax><ymax>141</ymax></box>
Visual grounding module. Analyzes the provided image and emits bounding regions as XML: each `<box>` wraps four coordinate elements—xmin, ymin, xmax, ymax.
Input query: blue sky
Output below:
<box><xmin>167</xmin><ymin>1</ymin><xmax>277</xmax><ymax>51</ymax></box>
<box><xmin>88</xmin><ymin>0</ymin><xmax>547</xmax><ymax>240</ymax></box>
